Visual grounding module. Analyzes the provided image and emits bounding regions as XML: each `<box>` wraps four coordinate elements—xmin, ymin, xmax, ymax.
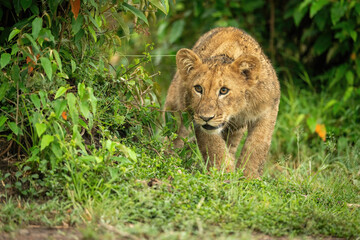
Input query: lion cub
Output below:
<box><xmin>165</xmin><ymin>27</ymin><xmax>280</xmax><ymax>178</ymax></box>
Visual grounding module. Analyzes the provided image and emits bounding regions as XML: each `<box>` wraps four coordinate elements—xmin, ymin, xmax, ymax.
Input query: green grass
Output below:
<box><xmin>1</xmin><ymin>80</ymin><xmax>360</xmax><ymax>239</ymax></box>
<box><xmin>1</xmin><ymin>154</ymin><xmax>360</xmax><ymax>239</ymax></box>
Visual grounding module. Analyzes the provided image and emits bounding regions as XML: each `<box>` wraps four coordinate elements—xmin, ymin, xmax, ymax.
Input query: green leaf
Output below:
<box><xmin>331</xmin><ymin>2</ymin><xmax>346</xmax><ymax>25</ymax></box>
<box><xmin>24</xmin><ymin>33</ymin><xmax>39</xmax><ymax>52</ymax></box>
<box><xmin>343</xmin><ymin>87</ymin><xmax>353</xmax><ymax>102</ymax></box>
<box><xmin>21</xmin><ymin>0</ymin><xmax>32</xmax><ymax>10</ymax></box>
<box><xmin>88</xmin><ymin>25</ymin><xmax>97</xmax><ymax>42</ymax></box>
<box><xmin>39</xmin><ymin>90</ymin><xmax>47</xmax><ymax>107</ymax></box>
<box><xmin>295</xmin><ymin>114</ymin><xmax>305</xmax><ymax>126</ymax></box>
<box><xmin>52</xmin><ymin>49</ymin><xmax>62</xmax><ymax>72</ymax></box>
<box><xmin>55</xmin><ymin>86</ymin><xmax>68</xmax><ymax>99</ymax></box>
<box><xmin>11</xmin><ymin>65</ymin><xmax>20</xmax><ymax>83</ymax></box>
<box><xmin>313</xmin><ymin>33</ymin><xmax>332</xmax><ymax>56</ymax></box>
<box><xmin>310</xmin><ymin>0</ymin><xmax>330</xmax><ymax>18</ymax></box>
<box><xmin>350</xmin><ymin>30</ymin><xmax>357</xmax><ymax>42</ymax></box>
<box><xmin>30</xmin><ymin>94</ymin><xmax>41</xmax><ymax>110</ymax></box>
<box><xmin>118</xmin><ymin>144</ymin><xmax>137</xmax><ymax>162</ymax></box>
<box><xmin>79</xmin><ymin>99</ymin><xmax>90</xmax><ymax>119</ymax></box>
<box><xmin>169</xmin><ymin>20</ymin><xmax>185</xmax><ymax>44</ymax></box>
<box><xmin>8</xmin><ymin>28</ymin><xmax>21</xmax><ymax>41</ymax></box>
<box><xmin>122</xmin><ymin>2</ymin><xmax>149</xmax><ymax>26</ymax></box>
<box><xmin>11</xmin><ymin>44</ymin><xmax>19</xmax><ymax>55</ymax></box>
<box><xmin>324</xmin><ymin>99</ymin><xmax>338</xmax><ymax>111</ymax></box>
<box><xmin>78</xmin><ymin>82</ymin><xmax>86</xmax><ymax>99</ymax></box>
<box><xmin>30</xmin><ymin>4</ymin><xmax>39</xmax><ymax>15</ymax></box>
<box><xmin>40</xmin><ymin>57</ymin><xmax>52</xmax><ymax>80</ymax></box>
<box><xmin>71</xmin><ymin>59</ymin><xmax>76</xmax><ymax>73</ymax></box>
<box><xmin>72</xmin><ymin>125</ymin><xmax>85</xmax><ymax>152</ymax></box>
<box><xmin>66</xmin><ymin>93</ymin><xmax>78</xmax><ymax>125</ymax></box>
<box><xmin>149</xmin><ymin>0</ymin><xmax>169</xmax><ymax>14</ymax></box>
<box><xmin>71</xmin><ymin>14</ymin><xmax>83</xmax><ymax>35</ymax></box>
<box><xmin>54</xmin><ymin>99</ymin><xmax>67</xmax><ymax>119</ymax></box>
<box><xmin>8</xmin><ymin>122</ymin><xmax>20</xmax><ymax>136</ymax></box>
<box><xmin>0</xmin><ymin>81</ymin><xmax>9</xmax><ymax>101</ymax></box>
<box><xmin>346</xmin><ymin>71</ymin><xmax>354</xmax><ymax>86</ymax></box>
<box><xmin>306</xmin><ymin>117</ymin><xmax>317</xmax><ymax>132</ymax></box>
<box><xmin>313</xmin><ymin>7</ymin><xmax>328</xmax><ymax>31</ymax></box>
<box><xmin>0</xmin><ymin>53</ymin><xmax>11</xmax><ymax>69</ymax></box>
<box><xmin>32</xmin><ymin>17</ymin><xmax>43</xmax><ymax>39</ymax></box>
<box><xmin>112</xmin><ymin>13</ymin><xmax>130</xmax><ymax>41</ymax></box>
<box><xmin>88</xmin><ymin>87</ymin><xmax>97</xmax><ymax>117</ymax></box>
<box><xmin>35</xmin><ymin>123</ymin><xmax>47</xmax><ymax>137</ymax></box>
<box><xmin>40</xmin><ymin>135</ymin><xmax>54</xmax><ymax>150</ymax></box>
<box><xmin>0</xmin><ymin>116</ymin><xmax>8</xmax><ymax>127</ymax></box>
<box><xmin>293</xmin><ymin>1</ymin><xmax>310</xmax><ymax>26</ymax></box>
<box><xmin>51</xmin><ymin>141</ymin><xmax>62</xmax><ymax>158</ymax></box>
<box><xmin>329</xmin><ymin>64</ymin><xmax>347</xmax><ymax>89</ymax></box>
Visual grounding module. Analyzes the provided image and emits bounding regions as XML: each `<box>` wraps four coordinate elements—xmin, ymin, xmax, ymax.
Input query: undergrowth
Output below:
<box><xmin>0</xmin><ymin>0</ymin><xmax>360</xmax><ymax>239</ymax></box>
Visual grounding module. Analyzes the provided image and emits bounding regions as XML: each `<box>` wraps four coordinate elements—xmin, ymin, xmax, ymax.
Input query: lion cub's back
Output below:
<box><xmin>192</xmin><ymin>27</ymin><xmax>264</xmax><ymax>62</ymax></box>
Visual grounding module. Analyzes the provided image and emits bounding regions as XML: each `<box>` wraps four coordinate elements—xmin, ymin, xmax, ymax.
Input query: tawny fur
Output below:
<box><xmin>164</xmin><ymin>27</ymin><xmax>280</xmax><ymax>178</ymax></box>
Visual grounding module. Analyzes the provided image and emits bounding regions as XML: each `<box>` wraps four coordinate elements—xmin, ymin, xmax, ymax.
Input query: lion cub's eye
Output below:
<box><xmin>194</xmin><ymin>85</ymin><xmax>203</xmax><ymax>94</ymax></box>
<box><xmin>219</xmin><ymin>87</ymin><xmax>229</xmax><ymax>95</ymax></box>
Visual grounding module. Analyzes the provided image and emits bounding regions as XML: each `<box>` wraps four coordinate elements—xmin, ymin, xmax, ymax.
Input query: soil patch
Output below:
<box><xmin>0</xmin><ymin>226</ymin><xmax>81</xmax><ymax>240</ymax></box>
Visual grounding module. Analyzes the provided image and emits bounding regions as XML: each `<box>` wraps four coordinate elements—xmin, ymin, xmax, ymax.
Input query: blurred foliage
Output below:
<box><xmin>131</xmin><ymin>0</ymin><xmax>360</xmax><ymax>163</ymax></box>
<box><xmin>0</xmin><ymin>0</ymin><xmax>177</xmax><ymax>197</ymax></box>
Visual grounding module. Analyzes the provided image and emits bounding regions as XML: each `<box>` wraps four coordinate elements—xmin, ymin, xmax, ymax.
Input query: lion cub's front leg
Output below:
<box><xmin>195</xmin><ymin>127</ymin><xmax>235</xmax><ymax>171</ymax></box>
<box><xmin>237</xmin><ymin>110</ymin><xmax>278</xmax><ymax>178</ymax></box>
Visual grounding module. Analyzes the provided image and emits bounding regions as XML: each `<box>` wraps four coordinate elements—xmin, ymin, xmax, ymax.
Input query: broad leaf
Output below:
<box><xmin>40</xmin><ymin>57</ymin><xmax>52</xmax><ymax>80</ymax></box>
<box><xmin>0</xmin><ymin>116</ymin><xmax>8</xmax><ymax>127</ymax></box>
<box><xmin>54</xmin><ymin>99</ymin><xmax>67</xmax><ymax>119</ymax></box>
<box><xmin>122</xmin><ymin>2</ymin><xmax>149</xmax><ymax>26</ymax></box>
<box><xmin>52</xmin><ymin>49</ymin><xmax>62</xmax><ymax>72</ymax></box>
<box><xmin>88</xmin><ymin>25</ymin><xmax>97</xmax><ymax>42</ymax></box>
<box><xmin>21</xmin><ymin>0</ymin><xmax>32</xmax><ymax>10</ymax></box>
<box><xmin>35</xmin><ymin>123</ymin><xmax>47</xmax><ymax>137</ymax></box>
<box><xmin>8</xmin><ymin>28</ymin><xmax>21</xmax><ymax>41</ymax></box>
<box><xmin>55</xmin><ymin>86</ymin><xmax>68</xmax><ymax>99</ymax></box>
<box><xmin>24</xmin><ymin>33</ymin><xmax>40</xmax><ymax>52</ymax></box>
<box><xmin>112</xmin><ymin>13</ymin><xmax>130</xmax><ymax>41</ymax></box>
<box><xmin>8</xmin><ymin>122</ymin><xmax>21</xmax><ymax>136</ymax></box>
<box><xmin>306</xmin><ymin>117</ymin><xmax>317</xmax><ymax>133</ymax></box>
<box><xmin>149</xmin><ymin>0</ymin><xmax>169</xmax><ymax>14</ymax></box>
<box><xmin>30</xmin><ymin>94</ymin><xmax>41</xmax><ymax>110</ymax></box>
<box><xmin>41</xmin><ymin>135</ymin><xmax>54</xmax><ymax>150</ymax></box>
<box><xmin>310</xmin><ymin>0</ymin><xmax>330</xmax><ymax>18</ymax></box>
<box><xmin>32</xmin><ymin>17</ymin><xmax>43</xmax><ymax>39</ymax></box>
<box><xmin>169</xmin><ymin>20</ymin><xmax>185</xmax><ymax>44</ymax></box>
<box><xmin>11</xmin><ymin>65</ymin><xmax>20</xmax><ymax>83</ymax></box>
<box><xmin>66</xmin><ymin>93</ymin><xmax>78</xmax><ymax>125</ymax></box>
<box><xmin>331</xmin><ymin>2</ymin><xmax>346</xmax><ymax>25</ymax></box>
<box><xmin>0</xmin><ymin>81</ymin><xmax>9</xmax><ymax>101</ymax></box>
<box><xmin>0</xmin><ymin>53</ymin><xmax>11</xmax><ymax>69</ymax></box>
<box><xmin>71</xmin><ymin>59</ymin><xmax>76</xmax><ymax>73</ymax></box>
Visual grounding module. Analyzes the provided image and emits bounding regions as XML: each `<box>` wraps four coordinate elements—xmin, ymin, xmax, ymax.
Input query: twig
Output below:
<box><xmin>0</xmin><ymin>140</ymin><xmax>13</xmax><ymax>159</ymax></box>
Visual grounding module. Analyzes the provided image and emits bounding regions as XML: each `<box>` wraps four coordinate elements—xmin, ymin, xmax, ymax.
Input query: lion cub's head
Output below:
<box><xmin>176</xmin><ymin>48</ymin><xmax>261</xmax><ymax>133</ymax></box>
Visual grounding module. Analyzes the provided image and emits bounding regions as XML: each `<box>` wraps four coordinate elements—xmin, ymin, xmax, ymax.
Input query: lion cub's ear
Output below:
<box><xmin>231</xmin><ymin>55</ymin><xmax>261</xmax><ymax>82</ymax></box>
<box><xmin>176</xmin><ymin>49</ymin><xmax>202</xmax><ymax>78</ymax></box>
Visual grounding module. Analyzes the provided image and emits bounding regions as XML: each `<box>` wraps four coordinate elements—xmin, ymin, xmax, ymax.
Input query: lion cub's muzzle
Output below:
<box><xmin>202</xmin><ymin>123</ymin><xmax>224</xmax><ymax>131</ymax></box>
<box><xmin>195</xmin><ymin>115</ymin><xmax>225</xmax><ymax>132</ymax></box>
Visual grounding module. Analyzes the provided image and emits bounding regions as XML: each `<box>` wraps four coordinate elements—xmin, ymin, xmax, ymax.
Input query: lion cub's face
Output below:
<box><xmin>176</xmin><ymin>49</ymin><xmax>260</xmax><ymax>133</ymax></box>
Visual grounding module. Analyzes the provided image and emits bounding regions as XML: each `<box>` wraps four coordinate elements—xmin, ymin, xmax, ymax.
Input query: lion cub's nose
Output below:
<box><xmin>200</xmin><ymin>115</ymin><xmax>214</xmax><ymax>122</ymax></box>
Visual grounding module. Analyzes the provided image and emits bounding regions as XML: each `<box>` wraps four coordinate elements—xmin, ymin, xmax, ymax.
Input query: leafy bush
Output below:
<box><xmin>0</xmin><ymin>0</ymin><xmax>174</xmax><ymax>197</ymax></box>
